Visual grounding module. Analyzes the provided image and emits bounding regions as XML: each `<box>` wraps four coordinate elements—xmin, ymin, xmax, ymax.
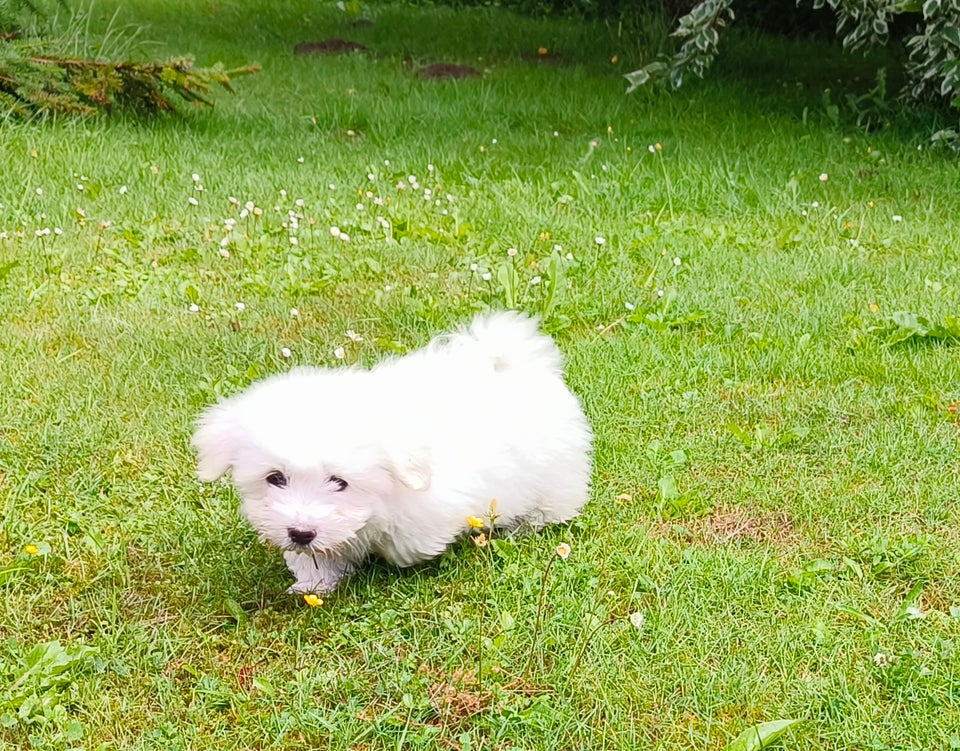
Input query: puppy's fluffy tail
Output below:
<box><xmin>464</xmin><ymin>311</ymin><xmax>563</xmax><ymax>375</ymax></box>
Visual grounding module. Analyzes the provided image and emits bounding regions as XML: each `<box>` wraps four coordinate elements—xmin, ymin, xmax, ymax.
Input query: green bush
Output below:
<box><xmin>627</xmin><ymin>0</ymin><xmax>960</xmax><ymax>142</ymax></box>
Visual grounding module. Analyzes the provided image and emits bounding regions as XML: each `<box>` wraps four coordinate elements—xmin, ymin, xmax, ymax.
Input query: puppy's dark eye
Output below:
<box><xmin>329</xmin><ymin>475</ymin><xmax>348</xmax><ymax>492</ymax></box>
<box><xmin>265</xmin><ymin>471</ymin><xmax>287</xmax><ymax>488</ymax></box>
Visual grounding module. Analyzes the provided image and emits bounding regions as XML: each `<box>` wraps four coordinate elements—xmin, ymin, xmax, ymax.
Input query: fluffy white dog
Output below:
<box><xmin>192</xmin><ymin>312</ymin><xmax>592</xmax><ymax>594</ymax></box>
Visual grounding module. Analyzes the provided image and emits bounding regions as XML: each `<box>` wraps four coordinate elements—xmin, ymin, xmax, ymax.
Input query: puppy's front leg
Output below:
<box><xmin>283</xmin><ymin>551</ymin><xmax>352</xmax><ymax>594</ymax></box>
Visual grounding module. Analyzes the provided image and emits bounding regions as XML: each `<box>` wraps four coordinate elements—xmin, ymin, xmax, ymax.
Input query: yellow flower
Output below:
<box><xmin>654</xmin><ymin>142</ymin><xmax>663</xmax><ymax>152</ymax></box>
<box><xmin>467</xmin><ymin>516</ymin><xmax>485</xmax><ymax>530</ymax></box>
<box><xmin>303</xmin><ymin>594</ymin><xmax>323</xmax><ymax>607</ymax></box>
<box><xmin>538</xmin><ymin>47</ymin><xmax>549</xmax><ymax>56</ymax></box>
<box><xmin>24</xmin><ymin>544</ymin><xmax>39</xmax><ymax>556</ymax></box>
<box><xmin>556</xmin><ymin>543</ymin><xmax>571</xmax><ymax>560</ymax></box>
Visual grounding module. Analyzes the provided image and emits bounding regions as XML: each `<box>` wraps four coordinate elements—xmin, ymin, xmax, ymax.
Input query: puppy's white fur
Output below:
<box><xmin>192</xmin><ymin>312</ymin><xmax>592</xmax><ymax>594</ymax></box>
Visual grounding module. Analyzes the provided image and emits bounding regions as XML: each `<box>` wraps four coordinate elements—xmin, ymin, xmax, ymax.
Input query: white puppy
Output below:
<box><xmin>192</xmin><ymin>312</ymin><xmax>592</xmax><ymax>594</ymax></box>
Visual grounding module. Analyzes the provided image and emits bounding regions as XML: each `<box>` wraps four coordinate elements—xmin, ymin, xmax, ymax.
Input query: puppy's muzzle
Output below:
<box><xmin>287</xmin><ymin>528</ymin><xmax>317</xmax><ymax>546</ymax></box>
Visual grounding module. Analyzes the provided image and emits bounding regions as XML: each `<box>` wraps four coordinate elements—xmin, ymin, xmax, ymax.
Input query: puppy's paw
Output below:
<box><xmin>283</xmin><ymin>551</ymin><xmax>351</xmax><ymax>595</ymax></box>
<box><xmin>286</xmin><ymin>581</ymin><xmax>335</xmax><ymax>596</ymax></box>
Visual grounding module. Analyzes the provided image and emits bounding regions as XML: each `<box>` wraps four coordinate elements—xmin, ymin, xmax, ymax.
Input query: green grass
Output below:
<box><xmin>2</xmin><ymin>1</ymin><xmax>960</xmax><ymax>748</ymax></box>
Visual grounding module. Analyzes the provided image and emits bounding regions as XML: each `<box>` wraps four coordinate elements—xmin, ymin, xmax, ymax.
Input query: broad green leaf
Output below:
<box><xmin>657</xmin><ymin>474</ymin><xmax>679</xmax><ymax>501</ymax></box>
<box><xmin>725</xmin><ymin>719</ymin><xmax>803</xmax><ymax>751</ymax></box>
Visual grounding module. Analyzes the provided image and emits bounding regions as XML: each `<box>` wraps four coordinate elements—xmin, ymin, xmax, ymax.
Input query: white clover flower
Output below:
<box><xmin>239</xmin><ymin>209</ymin><xmax>249</xmax><ymax>219</ymax></box>
<box><xmin>819</xmin><ymin>173</ymin><xmax>829</xmax><ymax>182</ymax></box>
<box><xmin>346</xmin><ymin>329</ymin><xmax>363</xmax><ymax>342</ymax></box>
<box><xmin>595</xmin><ymin>236</ymin><xmax>606</xmax><ymax>245</ymax></box>
<box><xmin>629</xmin><ymin>611</ymin><xmax>645</xmax><ymax>630</ymax></box>
<box><xmin>77</xmin><ymin>184</ymin><xmax>84</xmax><ymax>191</ymax></box>
<box><xmin>470</xmin><ymin>263</ymin><xmax>479</xmax><ymax>272</ymax></box>
<box><xmin>36</xmin><ymin>188</ymin><xmax>43</xmax><ymax>196</ymax></box>
<box><xmin>334</xmin><ymin>346</ymin><xmax>346</xmax><ymax>359</ymax></box>
<box><xmin>427</xmin><ymin>164</ymin><xmax>435</xmax><ymax>172</ymax></box>
<box><xmin>673</xmin><ymin>257</ymin><xmax>682</xmax><ymax>266</ymax></box>
<box><xmin>507</xmin><ymin>247</ymin><xmax>518</xmax><ymax>257</ymax></box>
<box><xmin>811</xmin><ymin>201</ymin><xmax>820</xmax><ymax>208</ymax></box>
<box><xmin>119</xmin><ymin>185</ymin><xmax>128</xmax><ymax>195</ymax></box>
<box><xmin>368</xmin><ymin>173</ymin><xmax>376</xmax><ymax>181</ymax></box>
<box><xmin>235</xmin><ymin>302</ymin><xmax>246</xmax><ymax>312</ymax></box>
<box><xmin>648</xmin><ymin>144</ymin><xmax>656</xmax><ymax>153</ymax></box>
<box><xmin>905</xmin><ymin>605</ymin><xmax>926</xmax><ymax>620</ymax></box>
<box><xmin>297</xmin><ymin>156</ymin><xmax>305</xmax><ymax>163</ymax></box>
<box><xmin>529</xmin><ymin>276</ymin><xmax>542</xmax><ymax>285</ymax></box>
<box><xmin>873</xmin><ymin>652</ymin><xmax>889</xmax><ymax>667</ymax></box>
<box><xmin>220</xmin><ymin>237</ymin><xmax>231</xmax><ymax>248</ymax></box>
<box><xmin>244</xmin><ymin>201</ymin><xmax>255</xmax><ymax>212</ymax></box>
<box><xmin>54</xmin><ymin>228</ymin><xmax>63</xmax><ymax>236</ymax></box>
<box><xmin>374</xmin><ymin>197</ymin><xmax>384</xmax><ymax>206</ymax></box>
<box><xmin>192</xmin><ymin>173</ymin><xmax>201</xmax><ymax>182</ymax></box>
<box><xmin>565</xmin><ymin>253</ymin><xmax>573</xmax><ymax>261</ymax></box>
<box><xmin>281</xmin><ymin>347</ymin><xmax>292</xmax><ymax>358</ymax></box>
<box><xmin>330</xmin><ymin>226</ymin><xmax>341</xmax><ymax>238</ymax></box>
<box><xmin>892</xmin><ymin>214</ymin><xmax>903</xmax><ymax>222</ymax></box>
<box><xmin>289</xmin><ymin>236</ymin><xmax>299</xmax><ymax>246</ymax></box>
<box><xmin>492</xmin><ymin>139</ymin><xmax>498</xmax><ymax>145</ymax></box>
<box><xmin>253</xmin><ymin>207</ymin><xmax>262</xmax><ymax>217</ymax></box>
<box><xmin>356</xmin><ymin>203</ymin><xmax>365</xmax><ymax>211</ymax></box>
<box><xmin>657</xmin><ymin>289</ymin><xmax>665</xmax><ymax>297</ymax></box>
<box><xmin>328</xmin><ymin>184</ymin><xmax>336</xmax><ymax>190</ymax></box>
<box><xmin>219</xmin><ymin>248</ymin><xmax>230</xmax><ymax>258</ymax></box>
<box><xmin>229</xmin><ymin>196</ymin><xmax>239</xmax><ymax>206</ymax></box>
<box><xmin>290</xmin><ymin>308</ymin><xmax>300</xmax><ymax>318</ymax></box>
<box><xmin>339</xmin><ymin>233</ymin><xmax>351</xmax><ymax>242</ymax></box>
<box><xmin>188</xmin><ymin>197</ymin><xmax>199</xmax><ymax>206</ymax></box>
<box><xmin>295</xmin><ymin>199</ymin><xmax>305</xmax><ymax>208</ymax></box>
<box><xmin>189</xmin><ymin>303</ymin><xmax>200</xmax><ymax>313</ymax></box>
<box><xmin>553</xmin><ymin>131</ymin><xmax>559</xmax><ymax>137</ymax></box>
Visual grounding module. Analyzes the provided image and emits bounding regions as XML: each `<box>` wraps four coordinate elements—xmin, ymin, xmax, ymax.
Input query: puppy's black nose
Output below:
<box><xmin>287</xmin><ymin>528</ymin><xmax>316</xmax><ymax>546</ymax></box>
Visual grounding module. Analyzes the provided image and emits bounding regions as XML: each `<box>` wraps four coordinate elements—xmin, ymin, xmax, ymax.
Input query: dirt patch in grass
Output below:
<box><xmin>294</xmin><ymin>39</ymin><xmax>368</xmax><ymax>55</ymax></box>
<box><xmin>424</xmin><ymin>666</ymin><xmax>542</xmax><ymax>724</ymax></box>
<box><xmin>656</xmin><ymin>506</ymin><xmax>801</xmax><ymax>548</ymax></box>
<box><xmin>429</xmin><ymin>668</ymin><xmax>488</xmax><ymax>721</ymax></box>
<box><xmin>417</xmin><ymin>63</ymin><xmax>481</xmax><ymax>80</ymax></box>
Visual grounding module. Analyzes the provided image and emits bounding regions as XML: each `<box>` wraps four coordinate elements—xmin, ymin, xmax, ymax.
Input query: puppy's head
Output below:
<box><xmin>191</xmin><ymin>369</ymin><xmax>431</xmax><ymax>554</ymax></box>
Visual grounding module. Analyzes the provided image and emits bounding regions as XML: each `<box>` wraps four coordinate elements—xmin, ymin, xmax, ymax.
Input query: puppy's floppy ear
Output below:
<box><xmin>191</xmin><ymin>405</ymin><xmax>241</xmax><ymax>481</ymax></box>
<box><xmin>386</xmin><ymin>446</ymin><xmax>432</xmax><ymax>491</ymax></box>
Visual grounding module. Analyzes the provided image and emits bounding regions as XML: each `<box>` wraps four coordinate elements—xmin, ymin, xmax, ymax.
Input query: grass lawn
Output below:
<box><xmin>2</xmin><ymin>1</ymin><xmax>960</xmax><ymax>748</ymax></box>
